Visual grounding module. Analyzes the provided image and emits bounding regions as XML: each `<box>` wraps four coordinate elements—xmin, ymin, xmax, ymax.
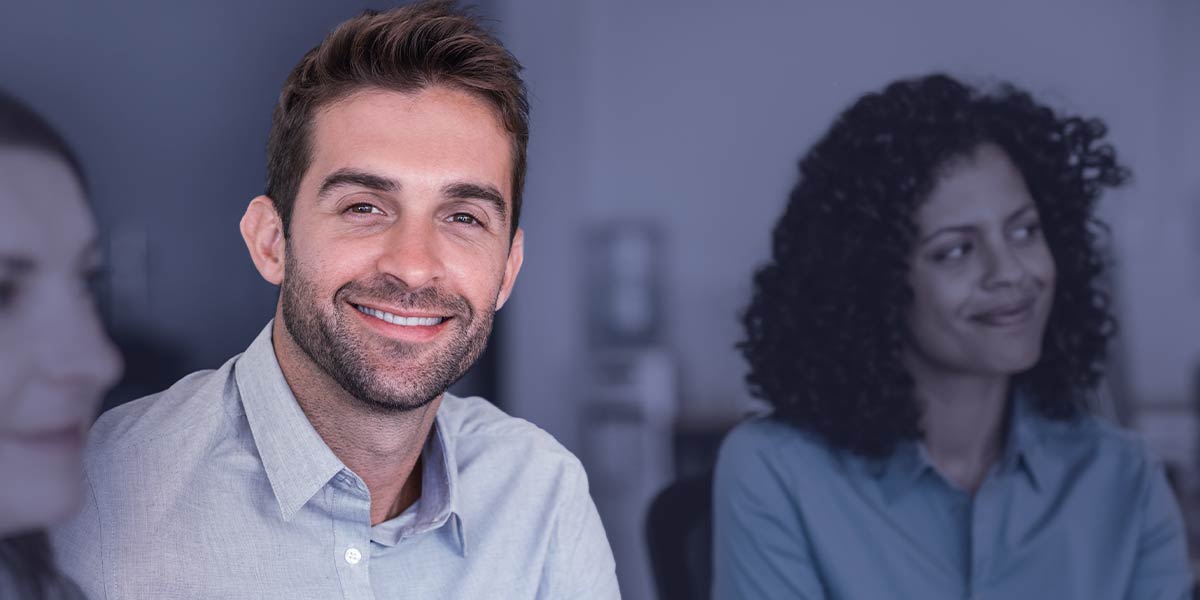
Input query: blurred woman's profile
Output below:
<box><xmin>0</xmin><ymin>90</ymin><xmax>121</xmax><ymax>598</ymax></box>
<box><xmin>713</xmin><ymin>74</ymin><xmax>1194</xmax><ymax>599</ymax></box>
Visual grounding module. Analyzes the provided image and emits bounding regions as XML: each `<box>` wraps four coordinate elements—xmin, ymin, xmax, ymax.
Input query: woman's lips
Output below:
<box><xmin>971</xmin><ymin>297</ymin><xmax>1036</xmax><ymax>326</ymax></box>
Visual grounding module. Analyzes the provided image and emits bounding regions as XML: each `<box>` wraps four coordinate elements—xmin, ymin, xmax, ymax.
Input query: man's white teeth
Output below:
<box><xmin>355</xmin><ymin>305</ymin><xmax>445</xmax><ymax>326</ymax></box>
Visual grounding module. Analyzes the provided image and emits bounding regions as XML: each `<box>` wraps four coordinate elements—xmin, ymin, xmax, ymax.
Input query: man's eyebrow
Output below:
<box><xmin>0</xmin><ymin>254</ymin><xmax>35</xmax><ymax>274</ymax></box>
<box><xmin>317</xmin><ymin>168</ymin><xmax>399</xmax><ymax>201</ymax></box>
<box><xmin>443</xmin><ymin>182</ymin><xmax>508</xmax><ymax>222</ymax></box>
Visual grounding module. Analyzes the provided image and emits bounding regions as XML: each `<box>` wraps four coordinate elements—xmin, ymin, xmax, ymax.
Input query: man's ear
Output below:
<box><xmin>495</xmin><ymin>227</ymin><xmax>524</xmax><ymax>311</ymax></box>
<box><xmin>240</xmin><ymin>196</ymin><xmax>287</xmax><ymax>286</ymax></box>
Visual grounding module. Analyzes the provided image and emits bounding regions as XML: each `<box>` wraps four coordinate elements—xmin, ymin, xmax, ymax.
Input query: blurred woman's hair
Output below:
<box><xmin>739</xmin><ymin>73</ymin><xmax>1127</xmax><ymax>458</ymax></box>
<box><xmin>0</xmin><ymin>89</ymin><xmax>87</xmax><ymax>600</ymax></box>
<box><xmin>0</xmin><ymin>91</ymin><xmax>85</xmax><ymax>185</ymax></box>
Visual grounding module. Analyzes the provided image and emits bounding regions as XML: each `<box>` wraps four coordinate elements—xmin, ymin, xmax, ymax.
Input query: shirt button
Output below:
<box><xmin>344</xmin><ymin>547</ymin><xmax>362</xmax><ymax>565</ymax></box>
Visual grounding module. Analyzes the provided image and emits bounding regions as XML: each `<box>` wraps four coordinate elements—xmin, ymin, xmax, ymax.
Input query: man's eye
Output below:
<box><xmin>346</xmin><ymin>203</ymin><xmax>383</xmax><ymax>215</ymax></box>
<box><xmin>450</xmin><ymin>213</ymin><xmax>481</xmax><ymax>226</ymax></box>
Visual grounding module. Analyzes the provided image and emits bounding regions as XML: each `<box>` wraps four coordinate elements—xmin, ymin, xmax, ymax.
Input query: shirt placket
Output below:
<box><xmin>331</xmin><ymin>471</ymin><xmax>377</xmax><ymax>600</ymax></box>
<box><xmin>965</xmin><ymin>471</ymin><xmax>1002</xmax><ymax>600</ymax></box>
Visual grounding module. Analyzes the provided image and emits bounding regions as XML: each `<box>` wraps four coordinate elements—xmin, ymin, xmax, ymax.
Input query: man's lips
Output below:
<box><xmin>348</xmin><ymin>301</ymin><xmax>455</xmax><ymax>344</ymax></box>
<box><xmin>971</xmin><ymin>297</ymin><xmax>1036</xmax><ymax>326</ymax></box>
<box><xmin>350</xmin><ymin>301</ymin><xmax>452</xmax><ymax>326</ymax></box>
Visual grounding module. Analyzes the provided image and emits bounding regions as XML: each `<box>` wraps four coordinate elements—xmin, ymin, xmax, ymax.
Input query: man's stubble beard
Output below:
<box><xmin>279</xmin><ymin>249</ymin><xmax>495</xmax><ymax>413</ymax></box>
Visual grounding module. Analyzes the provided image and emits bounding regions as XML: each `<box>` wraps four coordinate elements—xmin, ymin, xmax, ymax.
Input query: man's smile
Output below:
<box><xmin>349</xmin><ymin>301</ymin><xmax>454</xmax><ymax>343</ymax></box>
<box><xmin>352</xmin><ymin>302</ymin><xmax>450</xmax><ymax>326</ymax></box>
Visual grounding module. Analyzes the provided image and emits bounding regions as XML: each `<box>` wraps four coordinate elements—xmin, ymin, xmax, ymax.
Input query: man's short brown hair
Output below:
<box><xmin>265</xmin><ymin>0</ymin><xmax>529</xmax><ymax>238</ymax></box>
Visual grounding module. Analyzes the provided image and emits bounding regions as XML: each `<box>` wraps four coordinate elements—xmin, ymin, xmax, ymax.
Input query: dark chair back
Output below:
<box><xmin>645</xmin><ymin>473</ymin><xmax>714</xmax><ymax>600</ymax></box>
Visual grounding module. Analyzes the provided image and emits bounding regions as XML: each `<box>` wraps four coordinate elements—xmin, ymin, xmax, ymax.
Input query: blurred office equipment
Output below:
<box><xmin>579</xmin><ymin>223</ymin><xmax>677</xmax><ymax>600</ymax></box>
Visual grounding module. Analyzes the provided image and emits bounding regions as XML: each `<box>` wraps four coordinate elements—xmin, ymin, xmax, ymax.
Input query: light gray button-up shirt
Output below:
<box><xmin>713</xmin><ymin>395</ymin><xmax>1194</xmax><ymax>599</ymax></box>
<box><xmin>52</xmin><ymin>324</ymin><xmax>620</xmax><ymax>599</ymax></box>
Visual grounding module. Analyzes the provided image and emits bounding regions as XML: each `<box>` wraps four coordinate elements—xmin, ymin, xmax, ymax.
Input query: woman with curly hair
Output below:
<box><xmin>0</xmin><ymin>89</ymin><xmax>122</xmax><ymax>598</ymax></box>
<box><xmin>712</xmin><ymin>74</ymin><xmax>1194</xmax><ymax>599</ymax></box>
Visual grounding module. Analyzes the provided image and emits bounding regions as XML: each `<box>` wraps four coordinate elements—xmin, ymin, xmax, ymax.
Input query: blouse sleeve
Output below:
<box><xmin>711</xmin><ymin>422</ymin><xmax>828</xmax><ymax>599</ymax></box>
<box><xmin>1125</xmin><ymin>457</ymin><xmax>1195</xmax><ymax>600</ymax></box>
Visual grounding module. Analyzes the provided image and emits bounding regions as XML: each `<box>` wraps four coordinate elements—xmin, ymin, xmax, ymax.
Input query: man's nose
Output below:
<box><xmin>375</xmin><ymin>218</ymin><xmax>445</xmax><ymax>290</ymax></box>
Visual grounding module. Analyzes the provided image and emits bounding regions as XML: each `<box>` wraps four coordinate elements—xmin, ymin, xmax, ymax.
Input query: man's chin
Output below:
<box><xmin>342</xmin><ymin>361</ymin><xmax>456</xmax><ymax>411</ymax></box>
<box><xmin>347</xmin><ymin>390</ymin><xmax>441</xmax><ymax>414</ymax></box>
<box><xmin>348</xmin><ymin>319</ymin><xmax>454</xmax><ymax>359</ymax></box>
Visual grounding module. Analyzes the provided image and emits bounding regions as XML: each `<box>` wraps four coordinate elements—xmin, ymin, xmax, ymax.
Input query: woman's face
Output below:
<box><xmin>905</xmin><ymin>143</ymin><xmax>1056</xmax><ymax>380</ymax></box>
<box><xmin>0</xmin><ymin>146</ymin><xmax>121</xmax><ymax>536</ymax></box>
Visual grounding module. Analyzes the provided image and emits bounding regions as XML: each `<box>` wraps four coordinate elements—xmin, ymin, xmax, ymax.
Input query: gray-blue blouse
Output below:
<box><xmin>712</xmin><ymin>396</ymin><xmax>1194</xmax><ymax>599</ymax></box>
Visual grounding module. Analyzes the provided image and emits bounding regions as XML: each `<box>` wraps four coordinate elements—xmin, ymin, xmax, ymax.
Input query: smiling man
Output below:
<box><xmin>51</xmin><ymin>3</ymin><xmax>619</xmax><ymax>598</ymax></box>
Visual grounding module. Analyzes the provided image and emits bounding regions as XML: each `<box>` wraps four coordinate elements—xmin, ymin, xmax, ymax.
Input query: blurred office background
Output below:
<box><xmin>2</xmin><ymin>1</ymin><xmax>1198</xmax><ymax>598</ymax></box>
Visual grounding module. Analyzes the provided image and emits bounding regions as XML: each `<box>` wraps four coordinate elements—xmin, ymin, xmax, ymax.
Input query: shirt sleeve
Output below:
<box><xmin>539</xmin><ymin>458</ymin><xmax>621</xmax><ymax>600</ymax></box>
<box><xmin>712</xmin><ymin>423</ymin><xmax>827</xmax><ymax>600</ymax></box>
<box><xmin>1125</xmin><ymin>458</ymin><xmax>1195</xmax><ymax>600</ymax></box>
<box><xmin>49</xmin><ymin>468</ymin><xmax>108</xmax><ymax>600</ymax></box>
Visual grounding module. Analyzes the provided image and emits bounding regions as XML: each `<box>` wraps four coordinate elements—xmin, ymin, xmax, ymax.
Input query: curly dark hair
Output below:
<box><xmin>739</xmin><ymin>73</ymin><xmax>1127</xmax><ymax>458</ymax></box>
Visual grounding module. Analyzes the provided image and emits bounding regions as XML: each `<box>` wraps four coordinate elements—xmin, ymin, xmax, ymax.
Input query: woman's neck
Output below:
<box><xmin>909</xmin><ymin>360</ymin><xmax>1011</xmax><ymax>494</ymax></box>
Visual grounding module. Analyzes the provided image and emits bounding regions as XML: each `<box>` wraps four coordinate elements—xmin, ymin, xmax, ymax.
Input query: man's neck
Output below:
<box><xmin>907</xmin><ymin>355</ymin><xmax>1010</xmax><ymax>494</ymax></box>
<box><xmin>271</xmin><ymin>318</ymin><xmax>439</xmax><ymax>526</ymax></box>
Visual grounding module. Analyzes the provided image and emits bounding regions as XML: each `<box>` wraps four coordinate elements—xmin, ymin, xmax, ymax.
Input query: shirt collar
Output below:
<box><xmin>236</xmin><ymin>323</ymin><xmax>347</xmax><ymax>522</ymax></box>
<box><xmin>874</xmin><ymin>440</ymin><xmax>932</xmax><ymax>504</ymax></box>
<box><xmin>236</xmin><ymin>322</ymin><xmax>467</xmax><ymax>553</ymax></box>
<box><xmin>426</xmin><ymin>413</ymin><xmax>467</xmax><ymax>553</ymax></box>
<box><xmin>1003</xmin><ymin>388</ymin><xmax>1046</xmax><ymax>491</ymax></box>
<box><xmin>370</xmin><ymin>412</ymin><xmax>467</xmax><ymax>555</ymax></box>
<box><xmin>876</xmin><ymin>387</ymin><xmax>1046</xmax><ymax>503</ymax></box>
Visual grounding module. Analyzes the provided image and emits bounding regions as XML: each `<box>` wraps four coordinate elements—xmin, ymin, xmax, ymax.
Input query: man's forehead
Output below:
<box><xmin>311</xmin><ymin>87</ymin><xmax>509</xmax><ymax>148</ymax></box>
<box><xmin>304</xmin><ymin>87</ymin><xmax>515</xmax><ymax>201</ymax></box>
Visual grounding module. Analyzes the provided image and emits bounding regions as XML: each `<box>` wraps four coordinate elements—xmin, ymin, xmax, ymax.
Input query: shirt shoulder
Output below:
<box><xmin>439</xmin><ymin>394</ymin><xmax>581</xmax><ymax>468</ymax></box>
<box><xmin>717</xmin><ymin>417</ymin><xmax>840</xmax><ymax>480</ymax></box>
<box><xmin>1033</xmin><ymin>411</ymin><xmax>1165</xmax><ymax>478</ymax></box>
<box><xmin>85</xmin><ymin>356</ymin><xmax>241</xmax><ymax>465</ymax></box>
<box><xmin>437</xmin><ymin>394</ymin><xmax>595</xmax><ymax>536</ymax></box>
<box><xmin>713</xmin><ymin>416</ymin><xmax>856</xmax><ymax>521</ymax></box>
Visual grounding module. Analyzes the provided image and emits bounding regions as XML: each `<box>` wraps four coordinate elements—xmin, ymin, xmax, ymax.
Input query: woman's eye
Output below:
<box><xmin>346</xmin><ymin>203</ymin><xmax>384</xmax><ymax>215</ymax></box>
<box><xmin>1011</xmin><ymin>223</ymin><xmax>1042</xmax><ymax>241</ymax></box>
<box><xmin>934</xmin><ymin>243</ymin><xmax>971</xmax><ymax>262</ymax></box>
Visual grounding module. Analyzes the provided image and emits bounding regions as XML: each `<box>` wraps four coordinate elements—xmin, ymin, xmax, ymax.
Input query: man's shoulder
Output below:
<box><xmin>439</xmin><ymin>394</ymin><xmax>581</xmax><ymax>469</ymax></box>
<box><xmin>87</xmin><ymin>356</ymin><xmax>241</xmax><ymax>461</ymax></box>
<box><xmin>438</xmin><ymin>395</ymin><xmax>598</xmax><ymax>539</ymax></box>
